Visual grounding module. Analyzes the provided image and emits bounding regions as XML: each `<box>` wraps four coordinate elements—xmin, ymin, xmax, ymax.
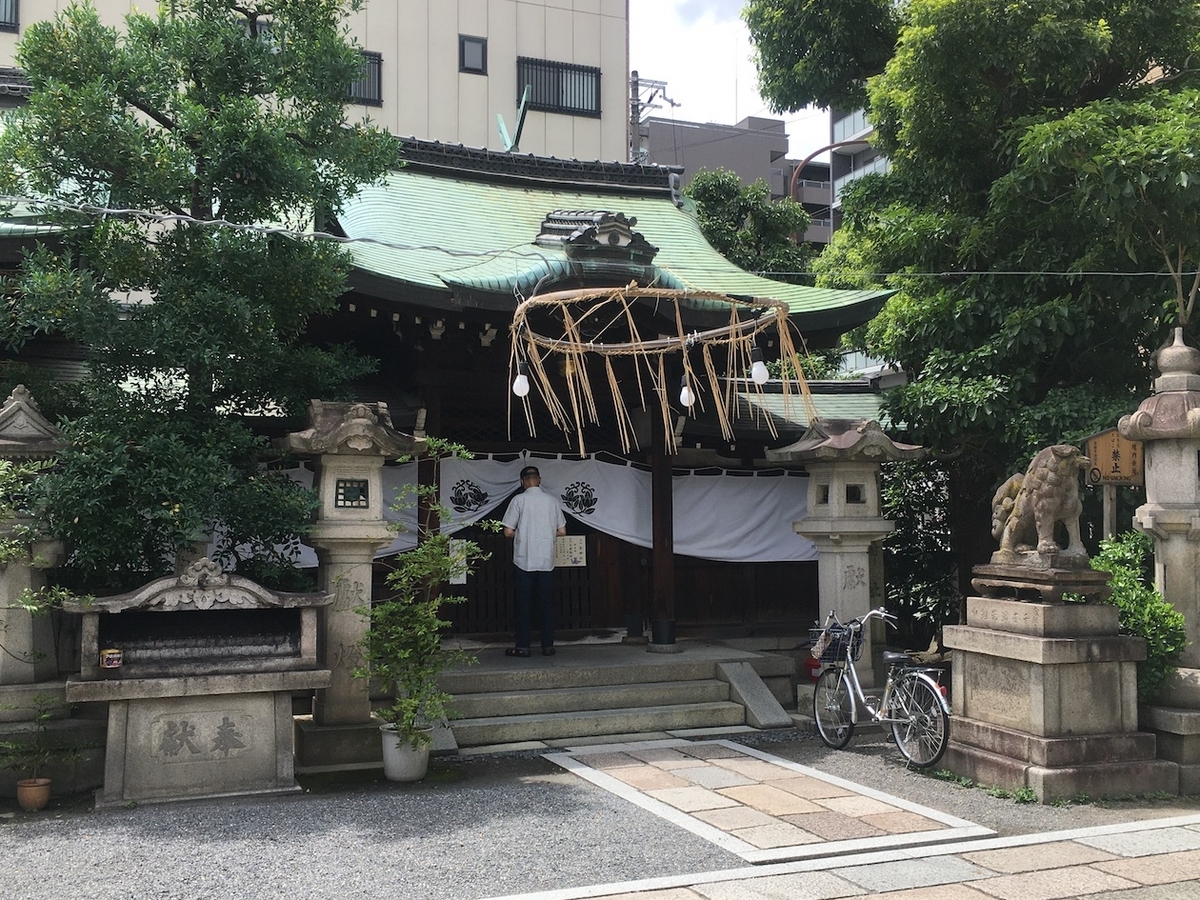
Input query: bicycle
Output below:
<box><xmin>810</xmin><ymin>607</ymin><xmax>950</xmax><ymax>768</ymax></box>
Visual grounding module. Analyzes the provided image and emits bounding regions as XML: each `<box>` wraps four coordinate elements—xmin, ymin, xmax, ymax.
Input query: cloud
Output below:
<box><xmin>675</xmin><ymin>0</ymin><xmax>745</xmax><ymax>24</ymax></box>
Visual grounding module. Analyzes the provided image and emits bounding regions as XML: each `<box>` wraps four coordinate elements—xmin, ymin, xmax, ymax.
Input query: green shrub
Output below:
<box><xmin>1091</xmin><ymin>532</ymin><xmax>1187</xmax><ymax>702</ymax></box>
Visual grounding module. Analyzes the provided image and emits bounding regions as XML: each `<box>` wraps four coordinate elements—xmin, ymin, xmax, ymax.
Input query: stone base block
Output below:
<box><xmin>0</xmin><ymin>681</ymin><xmax>67</xmax><ymax>723</ymax></box>
<box><xmin>97</xmin><ymin>691</ymin><xmax>300</xmax><ymax>809</ymax></box>
<box><xmin>1157</xmin><ymin>668</ymin><xmax>1200</xmax><ymax>708</ymax></box>
<box><xmin>966</xmin><ymin>596</ymin><xmax>1119</xmax><ymax>637</ymax></box>
<box><xmin>294</xmin><ymin>715</ymin><xmax>382</xmax><ymax>769</ymax></box>
<box><xmin>1141</xmin><ymin>704</ymin><xmax>1200</xmax><ymax>793</ymax></box>
<box><xmin>970</xmin><ymin>563</ymin><xmax>1112</xmax><ymax>603</ymax></box>
<box><xmin>945</xmin><ymin>738</ymin><xmax>1179</xmax><ymax>803</ymax></box>
<box><xmin>951</xmin><ymin>715</ymin><xmax>1159</xmax><ymax>768</ymax></box>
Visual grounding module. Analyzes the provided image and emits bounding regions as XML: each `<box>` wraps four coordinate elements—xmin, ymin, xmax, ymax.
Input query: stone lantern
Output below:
<box><xmin>276</xmin><ymin>401</ymin><xmax>424</xmax><ymax>766</ymax></box>
<box><xmin>1120</xmin><ymin>327</ymin><xmax>1200</xmax><ymax>791</ymax></box>
<box><xmin>767</xmin><ymin>418</ymin><xmax>923</xmax><ymax>685</ymax></box>
<box><xmin>0</xmin><ymin>386</ymin><xmax>65</xmax><ymax>688</ymax></box>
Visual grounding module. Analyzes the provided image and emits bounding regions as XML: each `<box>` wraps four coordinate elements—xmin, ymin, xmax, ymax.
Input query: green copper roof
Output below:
<box><xmin>336</xmin><ymin>159</ymin><xmax>891</xmax><ymax>333</ymax></box>
<box><xmin>733</xmin><ymin>382</ymin><xmax>889</xmax><ymax>433</ymax></box>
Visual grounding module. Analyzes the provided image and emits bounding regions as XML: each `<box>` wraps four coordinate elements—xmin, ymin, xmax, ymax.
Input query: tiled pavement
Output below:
<box><xmin>546</xmin><ymin>739</ymin><xmax>989</xmax><ymax>864</ymax></box>
<box><xmin>485</xmin><ymin>738</ymin><xmax>1200</xmax><ymax>900</ymax></box>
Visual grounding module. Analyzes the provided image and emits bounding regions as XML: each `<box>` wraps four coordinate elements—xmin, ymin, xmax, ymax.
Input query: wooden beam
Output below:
<box><xmin>650</xmin><ymin>405</ymin><xmax>676</xmax><ymax>644</ymax></box>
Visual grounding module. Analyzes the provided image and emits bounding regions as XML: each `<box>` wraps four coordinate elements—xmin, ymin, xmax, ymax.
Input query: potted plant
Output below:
<box><xmin>0</xmin><ymin>694</ymin><xmax>83</xmax><ymax>811</ymax></box>
<box><xmin>355</xmin><ymin>439</ymin><xmax>496</xmax><ymax>781</ymax></box>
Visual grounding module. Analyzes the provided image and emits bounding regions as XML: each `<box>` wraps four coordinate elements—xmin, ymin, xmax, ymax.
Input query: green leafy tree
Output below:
<box><xmin>685</xmin><ymin>168</ymin><xmax>813</xmax><ymax>282</ymax></box>
<box><xmin>0</xmin><ymin>1</ymin><xmax>393</xmax><ymax>590</ymax></box>
<box><xmin>750</xmin><ymin>0</ymin><xmax>1200</xmax><ymax>591</ymax></box>
<box><xmin>1004</xmin><ymin>90</ymin><xmax>1200</xmax><ymax>328</ymax></box>
<box><xmin>742</xmin><ymin>0</ymin><xmax>902</xmax><ymax>112</ymax></box>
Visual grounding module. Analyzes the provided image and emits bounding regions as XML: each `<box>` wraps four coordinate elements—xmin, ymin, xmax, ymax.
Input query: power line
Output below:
<box><xmin>2</xmin><ymin>195</ymin><xmax>1190</xmax><ymax>283</ymax></box>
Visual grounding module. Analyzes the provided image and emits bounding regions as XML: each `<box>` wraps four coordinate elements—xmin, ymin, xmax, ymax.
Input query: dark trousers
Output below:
<box><xmin>513</xmin><ymin>567</ymin><xmax>554</xmax><ymax>650</ymax></box>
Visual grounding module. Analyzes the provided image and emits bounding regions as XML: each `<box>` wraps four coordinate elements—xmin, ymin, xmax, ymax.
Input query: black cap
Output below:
<box><xmin>520</xmin><ymin>466</ymin><xmax>540</xmax><ymax>479</ymax></box>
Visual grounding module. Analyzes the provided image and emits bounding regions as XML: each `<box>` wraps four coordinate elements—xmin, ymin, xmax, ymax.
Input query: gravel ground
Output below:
<box><xmin>2</xmin><ymin>727</ymin><xmax>1198</xmax><ymax>900</ymax></box>
<box><xmin>0</xmin><ymin>755</ymin><xmax>741</xmax><ymax>900</ymax></box>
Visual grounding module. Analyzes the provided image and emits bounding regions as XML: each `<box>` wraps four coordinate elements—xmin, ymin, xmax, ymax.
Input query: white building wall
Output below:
<box><xmin>1</xmin><ymin>0</ymin><xmax>629</xmax><ymax>162</ymax></box>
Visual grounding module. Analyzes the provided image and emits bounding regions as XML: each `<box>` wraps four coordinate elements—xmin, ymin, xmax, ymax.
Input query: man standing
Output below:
<box><xmin>502</xmin><ymin>465</ymin><xmax>566</xmax><ymax>657</ymax></box>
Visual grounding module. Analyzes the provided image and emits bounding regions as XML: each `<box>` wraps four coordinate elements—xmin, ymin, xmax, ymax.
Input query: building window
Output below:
<box><xmin>347</xmin><ymin>50</ymin><xmax>382</xmax><ymax>106</ymax></box>
<box><xmin>0</xmin><ymin>0</ymin><xmax>17</xmax><ymax>33</ymax></box>
<box><xmin>846</xmin><ymin>484</ymin><xmax>866</xmax><ymax>504</ymax></box>
<box><xmin>459</xmin><ymin>35</ymin><xmax>486</xmax><ymax>74</ymax></box>
<box><xmin>517</xmin><ymin>57</ymin><xmax>601</xmax><ymax>118</ymax></box>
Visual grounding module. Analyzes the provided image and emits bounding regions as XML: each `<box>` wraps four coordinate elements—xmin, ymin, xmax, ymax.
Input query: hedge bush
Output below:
<box><xmin>1091</xmin><ymin>532</ymin><xmax>1187</xmax><ymax>702</ymax></box>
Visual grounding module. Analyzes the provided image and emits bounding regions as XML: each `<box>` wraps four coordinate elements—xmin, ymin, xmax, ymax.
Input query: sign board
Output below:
<box><xmin>1085</xmin><ymin>428</ymin><xmax>1144</xmax><ymax>486</ymax></box>
<box><xmin>555</xmin><ymin>535</ymin><xmax>587</xmax><ymax>568</ymax></box>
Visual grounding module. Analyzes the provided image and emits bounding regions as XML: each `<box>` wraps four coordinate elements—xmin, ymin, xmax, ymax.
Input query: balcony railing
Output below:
<box><xmin>833</xmin><ymin>156</ymin><xmax>890</xmax><ymax>201</ymax></box>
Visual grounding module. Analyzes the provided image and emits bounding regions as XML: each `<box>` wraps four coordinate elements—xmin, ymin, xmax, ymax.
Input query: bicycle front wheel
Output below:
<box><xmin>813</xmin><ymin>667</ymin><xmax>855</xmax><ymax>749</ymax></box>
<box><xmin>889</xmin><ymin>673</ymin><xmax>949</xmax><ymax>768</ymax></box>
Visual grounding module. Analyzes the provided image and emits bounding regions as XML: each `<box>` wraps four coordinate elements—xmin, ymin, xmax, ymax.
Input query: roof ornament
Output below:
<box><xmin>497</xmin><ymin>85</ymin><xmax>532</xmax><ymax>153</ymax></box>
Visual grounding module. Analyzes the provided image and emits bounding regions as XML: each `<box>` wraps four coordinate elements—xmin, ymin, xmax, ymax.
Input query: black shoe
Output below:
<box><xmin>541</xmin><ymin>647</ymin><xmax>556</xmax><ymax>656</ymax></box>
<box><xmin>505</xmin><ymin>647</ymin><xmax>531</xmax><ymax>658</ymax></box>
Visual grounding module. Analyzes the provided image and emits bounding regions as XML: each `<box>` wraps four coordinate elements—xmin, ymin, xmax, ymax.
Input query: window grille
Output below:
<box><xmin>347</xmin><ymin>50</ymin><xmax>382</xmax><ymax>106</ymax></box>
<box><xmin>517</xmin><ymin>57</ymin><xmax>600</xmax><ymax>118</ymax></box>
<box><xmin>0</xmin><ymin>0</ymin><xmax>17</xmax><ymax>33</ymax></box>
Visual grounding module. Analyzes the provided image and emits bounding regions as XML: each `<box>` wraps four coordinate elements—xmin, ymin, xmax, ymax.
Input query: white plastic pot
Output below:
<box><xmin>380</xmin><ymin>724</ymin><xmax>431</xmax><ymax>782</ymax></box>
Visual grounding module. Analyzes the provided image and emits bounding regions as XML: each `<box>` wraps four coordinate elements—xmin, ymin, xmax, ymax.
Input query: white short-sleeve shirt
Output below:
<box><xmin>502</xmin><ymin>485</ymin><xmax>565</xmax><ymax>572</ymax></box>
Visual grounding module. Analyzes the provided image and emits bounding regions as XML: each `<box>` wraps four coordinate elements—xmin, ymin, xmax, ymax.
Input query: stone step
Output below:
<box><xmin>451</xmin><ymin>678</ymin><xmax>730</xmax><ymax>719</ymax></box>
<box><xmin>450</xmin><ymin>700</ymin><xmax>746</xmax><ymax>747</ymax></box>
<box><xmin>440</xmin><ymin>651</ymin><xmax>793</xmax><ymax>696</ymax></box>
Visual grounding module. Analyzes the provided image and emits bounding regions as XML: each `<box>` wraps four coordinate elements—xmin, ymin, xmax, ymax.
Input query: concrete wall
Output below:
<box><xmin>1</xmin><ymin>0</ymin><xmax>629</xmax><ymax>162</ymax></box>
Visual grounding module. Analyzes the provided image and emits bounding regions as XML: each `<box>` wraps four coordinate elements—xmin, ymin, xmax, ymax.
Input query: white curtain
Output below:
<box><xmin>267</xmin><ymin>455</ymin><xmax>813</xmax><ymax>565</ymax></box>
<box><xmin>433</xmin><ymin>454</ymin><xmax>814</xmax><ymax>563</ymax></box>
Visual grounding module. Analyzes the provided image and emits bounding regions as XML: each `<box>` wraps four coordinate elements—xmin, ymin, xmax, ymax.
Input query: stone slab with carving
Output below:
<box><xmin>990</xmin><ymin>444</ymin><xmax>1091</xmax><ymax>570</ymax></box>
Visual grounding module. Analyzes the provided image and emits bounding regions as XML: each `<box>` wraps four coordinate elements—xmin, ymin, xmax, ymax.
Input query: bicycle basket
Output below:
<box><xmin>809</xmin><ymin>625</ymin><xmax>863</xmax><ymax>663</ymax></box>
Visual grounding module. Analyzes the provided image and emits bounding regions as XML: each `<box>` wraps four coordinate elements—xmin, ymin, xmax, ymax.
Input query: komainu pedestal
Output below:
<box><xmin>943</xmin><ymin>579</ymin><xmax>1177</xmax><ymax>802</ymax></box>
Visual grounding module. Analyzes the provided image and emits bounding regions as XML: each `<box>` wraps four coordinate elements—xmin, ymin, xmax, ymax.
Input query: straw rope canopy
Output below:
<box><xmin>508</xmin><ymin>285</ymin><xmax>817</xmax><ymax>454</ymax></box>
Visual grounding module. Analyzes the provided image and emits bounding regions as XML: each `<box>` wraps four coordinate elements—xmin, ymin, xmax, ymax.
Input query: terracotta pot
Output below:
<box><xmin>16</xmin><ymin>778</ymin><xmax>51</xmax><ymax>812</ymax></box>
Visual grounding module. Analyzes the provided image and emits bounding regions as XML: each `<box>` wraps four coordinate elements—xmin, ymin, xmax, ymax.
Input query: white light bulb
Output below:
<box><xmin>679</xmin><ymin>381</ymin><xmax>696</xmax><ymax>407</ymax></box>
<box><xmin>512</xmin><ymin>361</ymin><xmax>530</xmax><ymax>397</ymax></box>
<box><xmin>750</xmin><ymin>347</ymin><xmax>769</xmax><ymax>385</ymax></box>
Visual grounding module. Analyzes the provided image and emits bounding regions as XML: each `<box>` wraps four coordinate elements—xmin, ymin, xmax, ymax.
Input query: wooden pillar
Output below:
<box><xmin>650</xmin><ymin>406</ymin><xmax>676</xmax><ymax>645</ymax></box>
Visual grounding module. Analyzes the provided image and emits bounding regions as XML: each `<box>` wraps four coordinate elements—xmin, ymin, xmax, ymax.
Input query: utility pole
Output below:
<box><xmin>628</xmin><ymin>72</ymin><xmax>679</xmax><ymax>163</ymax></box>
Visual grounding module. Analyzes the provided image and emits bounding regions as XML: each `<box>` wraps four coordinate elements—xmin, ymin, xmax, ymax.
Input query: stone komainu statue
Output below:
<box><xmin>990</xmin><ymin>444</ymin><xmax>1091</xmax><ymax>567</ymax></box>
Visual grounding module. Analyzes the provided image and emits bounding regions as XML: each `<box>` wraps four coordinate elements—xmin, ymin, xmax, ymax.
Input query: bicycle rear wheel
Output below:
<box><xmin>889</xmin><ymin>673</ymin><xmax>949</xmax><ymax>768</ymax></box>
<box><xmin>813</xmin><ymin>667</ymin><xmax>855</xmax><ymax>749</ymax></box>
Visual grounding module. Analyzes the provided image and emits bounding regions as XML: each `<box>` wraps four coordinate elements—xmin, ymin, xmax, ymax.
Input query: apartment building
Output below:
<box><xmin>829</xmin><ymin>107</ymin><xmax>887</xmax><ymax>228</ymax></box>
<box><xmin>0</xmin><ymin>0</ymin><xmax>629</xmax><ymax>161</ymax></box>
<box><xmin>641</xmin><ymin>114</ymin><xmax>833</xmax><ymax>247</ymax></box>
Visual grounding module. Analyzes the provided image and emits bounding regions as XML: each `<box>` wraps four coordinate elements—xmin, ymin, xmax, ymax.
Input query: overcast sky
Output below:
<box><xmin>628</xmin><ymin>0</ymin><xmax>830</xmax><ymax>160</ymax></box>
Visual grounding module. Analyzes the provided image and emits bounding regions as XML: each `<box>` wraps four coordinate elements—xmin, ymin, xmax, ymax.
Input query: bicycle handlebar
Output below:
<box><xmin>821</xmin><ymin>606</ymin><xmax>897</xmax><ymax>631</ymax></box>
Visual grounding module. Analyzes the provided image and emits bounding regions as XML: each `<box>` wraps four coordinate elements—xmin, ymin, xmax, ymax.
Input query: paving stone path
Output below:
<box><xmin>490</xmin><ymin>737</ymin><xmax>1200</xmax><ymax>900</ymax></box>
<box><xmin>547</xmin><ymin>739</ymin><xmax>988</xmax><ymax>864</ymax></box>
